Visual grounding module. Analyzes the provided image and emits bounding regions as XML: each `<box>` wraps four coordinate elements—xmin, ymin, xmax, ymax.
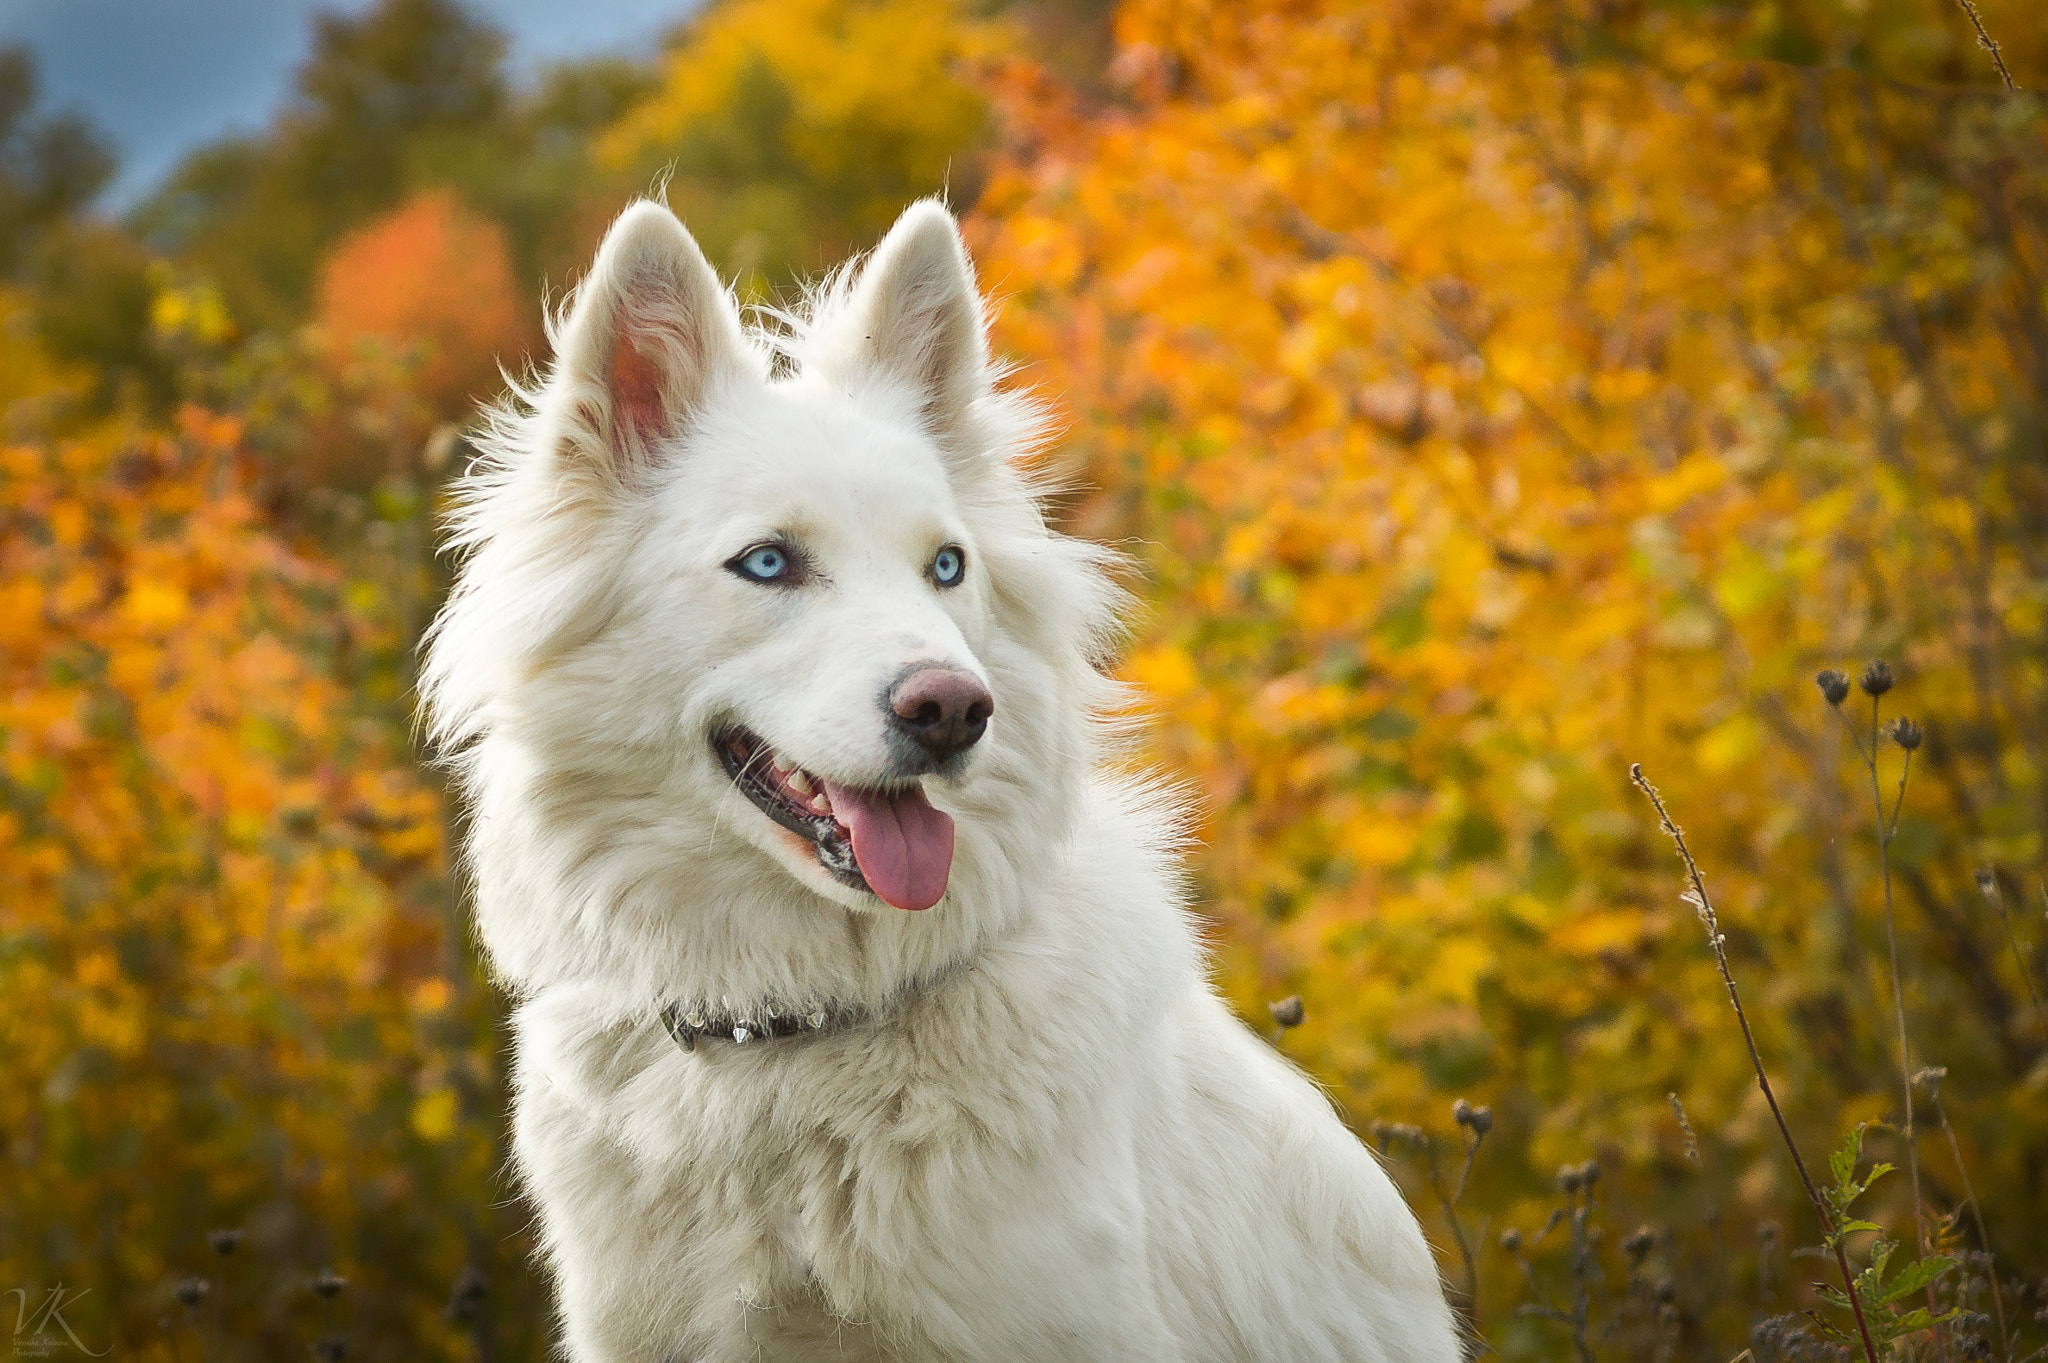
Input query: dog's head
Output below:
<box><xmin>425</xmin><ymin>201</ymin><xmax>1125</xmax><ymax>989</ymax></box>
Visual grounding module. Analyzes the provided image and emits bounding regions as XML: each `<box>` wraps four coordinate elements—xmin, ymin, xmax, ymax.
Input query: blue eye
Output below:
<box><xmin>931</xmin><ymin>545</ymin><xmax>965</xmax><ymax>587</ymax></box>
<box><xmin>731</xmin><ymin>544</ymin><xmax>794</xmax><ymax>584</ymax></box>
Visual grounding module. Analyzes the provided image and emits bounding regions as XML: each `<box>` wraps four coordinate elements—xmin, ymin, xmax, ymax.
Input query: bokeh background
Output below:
<box><xmin>1</xmin><ymin>0</ymin><xmax>2043</xmax><ymax>1358</ymax></box>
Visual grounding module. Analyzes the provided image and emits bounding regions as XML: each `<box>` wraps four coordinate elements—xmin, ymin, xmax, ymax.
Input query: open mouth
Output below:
<box><xmin>715</xmin><ymin>727</ymin><xmax>956</xmax><ymax>912</ymax></box>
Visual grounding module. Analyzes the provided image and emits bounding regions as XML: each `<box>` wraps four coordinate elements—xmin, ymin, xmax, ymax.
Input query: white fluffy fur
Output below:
<box><xmin>423</xmin><ymin>198</ymin><xmax>1462</xmax><ymax>1363</ymax></box>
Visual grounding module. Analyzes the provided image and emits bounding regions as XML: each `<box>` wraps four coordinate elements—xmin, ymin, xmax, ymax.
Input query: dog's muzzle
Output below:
<box><xmin>713</xmin><ymin>723</ymin><xmax>960</xmax><ymax>912</ymax></box>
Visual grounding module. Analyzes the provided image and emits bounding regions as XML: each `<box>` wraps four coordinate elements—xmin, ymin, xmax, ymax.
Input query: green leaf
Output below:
<box><xmin>1829</xmin><ymin>1125</ymin><xmax>1865</xmax><ymax>1189</ymax></box>
<box><xmin>1878</xmin><ymin>1255</ymin><xmax>1956</xmax><ymax>1306</ymax></box>
<box><xmin>1803</xmin><ymin>1310</ymin><xmax>1854</xmax><ymax>1344</ymax></box>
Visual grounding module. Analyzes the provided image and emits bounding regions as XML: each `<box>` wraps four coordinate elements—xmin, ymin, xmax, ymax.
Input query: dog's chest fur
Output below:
<box><xmin>510</xmin><ymin>877</ymin><xmax>1187</xmax><ymax>1362</ymax></box>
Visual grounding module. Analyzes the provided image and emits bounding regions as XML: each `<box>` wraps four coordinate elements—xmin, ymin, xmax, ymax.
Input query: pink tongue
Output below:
<box><xmin>819</xmin><ymin>780</ymin><xmax>955</xmax><ymax>912</ymax></box>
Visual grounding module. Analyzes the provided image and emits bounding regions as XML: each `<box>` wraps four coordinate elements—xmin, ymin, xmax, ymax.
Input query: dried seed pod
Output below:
<box><xmin>1890</xmin><ymin>717</ymin><xmax>1922</xmax><ymax>751</ymax></box>
<box><xmin>207</xmin><ymin>1228</ymin><xmax>244</xmax><ymax>1256</ymax></box>
<box><xmin>312</xmin><ymin>1271</ymin><xmax>349</xmax><ymax>1300</ymax></box>
<box><xmin>1267</xmin><ymin>996</ymin><xmax>1305</xmax><ymax>1030</ymax></box>
<box><xmin>1860</xmin><ymin>659</ymin><xmax>1894</xmax><ymax>697</ymax></box>
<box><xmin>1499</xmin><ymin>1227</ymin><xmax>1523</xmax><ymax>1252</ymax></box>
<box><xmin>173</xmin><ymin>1277</ymin><xmax>210</xmax><ymax>1308</ymax></box>
<box><xmin>1452</xmin><ymin>1099</ymin><xmax>1493</xmax><ymax>1136</ymax></box>
<box><xmin>1815</xmin><ymin>669</ymin><xmax>1850</xmax><ymax>706</ymax></box>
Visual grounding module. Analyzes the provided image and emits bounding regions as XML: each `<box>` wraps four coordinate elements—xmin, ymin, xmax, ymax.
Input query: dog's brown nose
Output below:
<box><xmin>889</xmin><ymin>668</ymin><xmax>993</xmax><ymax>762</ymax></box>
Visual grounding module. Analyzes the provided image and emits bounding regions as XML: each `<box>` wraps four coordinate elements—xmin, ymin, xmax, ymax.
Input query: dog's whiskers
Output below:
<box><xmin>733</xmin><ymin>736</ymin><xmax>778</xmax><ymax>786</ymax></box>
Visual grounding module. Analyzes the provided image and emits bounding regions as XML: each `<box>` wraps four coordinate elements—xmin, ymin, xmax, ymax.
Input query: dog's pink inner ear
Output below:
<box><xmin>609</xmin><ymin>330</ymin><xmax>668</xmax><ymax>447</ymax></box>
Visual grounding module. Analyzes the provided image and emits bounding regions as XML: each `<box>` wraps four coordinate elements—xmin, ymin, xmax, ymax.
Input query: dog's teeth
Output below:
<box><xmin>787</xmin><ymin>770</ymin><xmax>814</xmax><ymax>796</ymax></box>
<box><xmin>732</xmin><ymin>1027</ymin><xmax>750</xmax><ymax>1043</ymax></box>
<box><xmin>808</xmin><ymin>1012</ymin><xmax>826</xmax><ymax>1029</ymax></box>
<box><xmin>685</xmin><ymin>1013</ymin><xmax>706</xmax><ymax>1030</ymax></box>
<box><xmin>809</xmin><ymin>792</ymin><xmax>831</xmax><ymax>814</ymax></box>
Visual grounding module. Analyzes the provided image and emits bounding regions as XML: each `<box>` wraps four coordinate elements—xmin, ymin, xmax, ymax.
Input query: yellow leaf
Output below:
<box><xmin>123</xmin><ymin>577</ymin><xmax>188</xmax><ymax>628</ymax></box>
<box><xmin>411</xmin><ymin>1089</ymin><xmax>459</xmax><ymax>1143</ymax></box>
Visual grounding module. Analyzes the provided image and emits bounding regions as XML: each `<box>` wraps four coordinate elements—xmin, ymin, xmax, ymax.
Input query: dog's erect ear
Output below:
<box><xmin>834</xmin><ymin>200</ymin><xmax>990</xmax><ymax>452</ymax></box>
<box><xmin>556</xmin><ymin>201</ymin><xmax>750</xmax><ymax>481</ymax></box>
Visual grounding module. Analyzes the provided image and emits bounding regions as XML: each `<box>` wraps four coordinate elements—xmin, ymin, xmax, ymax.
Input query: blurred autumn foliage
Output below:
<box><xmin>597</xmin><ymin>0</ymin><xmax>998</xmax><ymax>285</ymax></box>
<box><xmin>315</xmin><ymin>190</ymin><xmax>528</xmax><ymax>428</ymax></box>
<box><xmin>0</xmin><ymin>412</ymin><xmax>491</xmax><ymax>1358</ymax></box>
<box><xmin>974</xmin><ymin>0</ymin><xmax>2048</xmax><ymax>1344</ymax></box>
<box><xmin>4</xmin><ymin>0</ymin><xmax>2047</xmax><ymax>1357</ymax></box>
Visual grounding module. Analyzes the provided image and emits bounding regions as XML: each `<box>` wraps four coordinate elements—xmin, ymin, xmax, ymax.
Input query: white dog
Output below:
<box><xmin>423</xmin><ymin>198</ymin><xmax>1461</xmax><ymax>1362</ymax></box>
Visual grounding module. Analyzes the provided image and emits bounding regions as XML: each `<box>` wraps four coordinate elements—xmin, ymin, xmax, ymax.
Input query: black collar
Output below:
<box><xmin>658</xmin><ymin>999</ymin><xmax>863</xmax><ymax>1050</ymax></box>
<box><xmin>657</xmin><ymin>961</ymin><xmax>968</xmax><ymax>1052</ymax></box>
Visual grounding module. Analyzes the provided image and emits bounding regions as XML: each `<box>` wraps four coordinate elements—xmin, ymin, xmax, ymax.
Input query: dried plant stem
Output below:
<box><xmin>1421</xmin><ymin>1135</ymin><xmax>1482</xmax><ymax>1329</ymax></box>
<box><xmin>1565</xmin><ymin>1189</ymin><xmax>1595</xmax><ymax>1363</ymax></box>
<box><xmin>1980</xmin><ymin>872</ymin><xmax>2047</xmax><ymax>1040</ymax></box>
<box><xmin>1951</xmin><ymin>0</ymin><xmax>2021</xmax><ymax>92</ymax></box>
<box><xmin>1928</xmin><ymin>1088</ymin><xmax>2007</xmax><ymax>1355</ymax></box>
<box><xmin>1628</xmin><ymin>764</ymin><xmax>1881</xmax><ymax>1363</ymax></box>
<box><xmin>1668</xmin><ymin>1092</ymin><xmax>1702</xmax><ymax>1169</ymax></box>
<box><xmin>1852</xmin><ymin>701</ymin><xmax>1931</xmax><ymax>1276</ymax></box>
<box><xmin>1508</xmin><ymin>1190</ymin><xmax>1594</xmax><ymax>1363</ymax></box>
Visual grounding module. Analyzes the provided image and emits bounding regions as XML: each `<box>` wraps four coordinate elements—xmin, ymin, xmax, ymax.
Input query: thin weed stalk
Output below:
<box><xmin>1837</xmin><ymin>674</ymin><xmax>1933</xmax><ymax>1307</ymax></box>
<box><xmin>1564</xmin><ymin>1170</ymin><xmax>1597</xmax><ymax>1363</ymax></box>
<box><xmin>1628</xmin><ymin>763</ymin><xmax>1882</xmax><ymax>1363</ymax></box>
<box><xmin>1437</xmin><ymin>1100</ymin><xmax>1492</xmax><ymax>1324</ymax></box>
<box><xmin>1919</xmin><ymin>1068</ymin><xmax>2008</xmax><ymax>1357</ymax></box>
<box><xmin>1421</xmin><ymin>1135</ymin><xmax>1482</xmax><ymax>1331</ymax></box>
<box><xmin>1667</xmin><ymin>1092</ymin><xmax>1703</xmax><ymax>1171</ymax></box>
<box><xmin>1504</xmin><ymin>1178</ymin><xmax>1596</xmax><ymax>1363</ymax></box>
<box><xmin>1382</xmin><ymin>1111</ymin><xmax>1490</xmax><ymax>1339</ymax></box>
<box><xmin>1979</xmin><ymin>870</ymin><xmax>2047</xmax><ymax>1041</ymax></box>
<box><xmin>1951</xmin><ymin>0</ymin><xmax>2020</xmax><ymax>92</ymax></box>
